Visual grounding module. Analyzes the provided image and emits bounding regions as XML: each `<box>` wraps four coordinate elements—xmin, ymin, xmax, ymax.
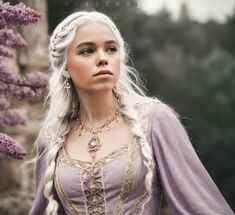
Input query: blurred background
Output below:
<box><xmin>0</xmin><ymin>0</ymin><xmax>235</xmax><ymax>214</ymax></box>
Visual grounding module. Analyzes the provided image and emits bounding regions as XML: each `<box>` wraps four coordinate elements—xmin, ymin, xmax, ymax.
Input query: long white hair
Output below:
<box><xmin>43</xmin><ymin>10</ymin><xmax>158</xmax><ymax>214</ymax></box>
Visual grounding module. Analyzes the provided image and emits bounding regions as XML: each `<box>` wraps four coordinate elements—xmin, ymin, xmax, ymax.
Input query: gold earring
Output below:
<box><xmin>65</xmin><ymin>78</ymin><xmax>71</xmax><ymax>89</ymax></box>
<box><xmin>63</xmin><ymin>70</ymin><xmax>71</xmax><ymax>90</ymax></box>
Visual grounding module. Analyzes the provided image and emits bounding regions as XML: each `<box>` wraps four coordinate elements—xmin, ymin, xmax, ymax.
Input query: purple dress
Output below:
<box><xmin>29</xmin><ymin>102</ymin><xmax>234</xmax><ymax>215</ymax></box>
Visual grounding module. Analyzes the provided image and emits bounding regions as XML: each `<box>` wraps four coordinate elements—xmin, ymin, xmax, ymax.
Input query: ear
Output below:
<box><xmin>63</xmin><ymin>70</ymin><xmax>71</xmax><ymax>78</ymax></box>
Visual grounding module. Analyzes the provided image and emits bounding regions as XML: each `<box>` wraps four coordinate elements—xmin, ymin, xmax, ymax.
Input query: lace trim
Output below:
<box><xmin>129</xmin><ymin>101</ymin><xmax>158</xmax><ymax>214</ymax></box>
<box><xmin>112</xmin><ymin>137</ymin><xmax>137</xmax><ymax>215</ymax></box>
<box><xmin>54</xmin><ymin>159</ymin><xmax>81</xmax><ymax>215</ymax></box>
<box><xmin>135</xmin><ymin>101</ymin><xmax>158</xmax><ymax>135</ymax></box>
<box><xmin>59</xmin><ymin>144</ymin><xmax>129</xmax><ymax>168</ymax></box>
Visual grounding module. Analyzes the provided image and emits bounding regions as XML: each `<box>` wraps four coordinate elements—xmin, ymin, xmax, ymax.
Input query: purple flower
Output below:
<box><xmin>0</xmin><ymin>132</ymin><xmax>26</xmax><ymax>160</ymax></box>
<box><xmin>0</xmin><ymin>1</ymin><xmax>41</xmax><ymax>29</ymax></box>
<box><xmin>24</xmin><ymin>72</ymin><xmax>49</xmax><ymax>88</ymax></box>
<box><xmin>0</xmin><ymin>95</ymin><xmax>10</xmax><ymax>110</ymax></box>
<box><xmin>0</xmin><ymin>28</ymin><xmax>27</xmax><ymax>47</ymax></box>
<box><xmin>0</xmin><ymin>59</ymin><xmax>21</xmax><ymax>83</ymax></box>
<box><xmin>0</xmin><ymin>44</ymin><xmax>13</xmax><ymax>57</ymax></box>
<box><xmin>0</xmin><ymin>109</ymin><xmax>26</xmax><ymax>127</ymax></box>
<box><xmin>0</xmin><ymin>1</ymin><xmax>43</xmax><ymax>161</ymax></box>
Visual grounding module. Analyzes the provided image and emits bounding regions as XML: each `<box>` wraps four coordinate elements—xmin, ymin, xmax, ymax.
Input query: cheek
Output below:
<box><xmin>68</xmin><ymin>58</ymin><xmax>92</xmax><ymax>78</ymax></box>
<box><xmin>114</xmin><ymin>56</ymin><xmax>121</xmax><ymax>76</ymax></box>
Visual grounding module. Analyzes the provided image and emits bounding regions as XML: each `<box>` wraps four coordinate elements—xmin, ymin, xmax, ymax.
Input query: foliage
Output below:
<box><xmin>0</xmin><ymin>1</ymin><xmax>48</xmax><ymax>160</ymax></box>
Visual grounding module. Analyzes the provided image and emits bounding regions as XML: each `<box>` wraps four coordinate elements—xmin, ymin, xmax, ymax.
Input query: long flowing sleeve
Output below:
<box><xmin>149</xmin><ymin>103</ymin><xmax>234</xmax><ymax>214</ymax></box>
<box><xmin>29</xmin><ymin>131</ymin><xmax>48</xmax><ymax>215</ymax></box>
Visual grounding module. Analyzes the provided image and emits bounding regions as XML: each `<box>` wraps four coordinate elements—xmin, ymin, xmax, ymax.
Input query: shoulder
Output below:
<box><xmin>134</xmin><ymin>98</ymin><xmax>184</xmax><ymax>137</ymax></box>
<box><xmin>148</xmin><ymin>101</ymin><xmax>180</xmax><ymax>123</ymax></box>
<box><xmin>134</xmin><ymin>97</ymin><xmax>178</xmax><ymax>122</ymax></box>
<box><xmin>133</xmin><ymin>98</ymin><xmax>174</xmax><ymax>133</ymax></box>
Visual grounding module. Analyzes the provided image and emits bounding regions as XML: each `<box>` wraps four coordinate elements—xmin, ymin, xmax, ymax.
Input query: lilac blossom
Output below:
<box><xmin>0</xmin><ymin>1</ymin><xmax>41</xmax><ymax>29</ymax></box>
<box><xmin>0</xmin><ymin>60</ymin><xmax>21</xmax><ymax>83</ymax></box>
<box><xmin>0</xmin><ymin>1</ymin><xmax>47</xmax><ymax>160</ymax></box>
<box><xmin>0</xmin><ymin>60</ymin><xmax>48</xmax><ymax>101</ymax></box>
<box><xmin>0</xmin><ymin>80</ymin><xmax>47</xmax><ymax>101</ymax></box>
<box><xmin>0</xmin><ymin>44</ymin><xmax>13</xmax><ymax>57</ymax></box>
<box><xmin>0</xmin><ymin>109</ymin><xmax>26</xmax><ymax>127</ymax></box>
<box><xmin>24</xmin><ymin>72</ymin><xmax>49</xmax><ymax>88</ymax></box>
<box><xmin>0</xmin><ymin>132</ymin><xmax>26</xmax><ymax>160</ymax></box>
<box><xmin>0</xmin><ymin>28</ymin><xmax>27</xmax><ymax>47</ymax></box>
<box><xmin>0</xmin><ymin>95</ymin><xmax>10</xmax><ymax>109</ymax></box>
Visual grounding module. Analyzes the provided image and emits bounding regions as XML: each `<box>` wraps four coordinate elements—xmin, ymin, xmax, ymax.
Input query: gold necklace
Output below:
<box><xmin>75</xmin><ymin>107</ymin><xmax>121</xmax><ymax>159</ymax></box>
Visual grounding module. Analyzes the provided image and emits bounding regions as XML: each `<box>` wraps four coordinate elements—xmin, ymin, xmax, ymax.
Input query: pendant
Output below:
<box><xmin>87</xmin><ymin>136</ymin><xmax>102</xmax><ymax>153</ymax></box>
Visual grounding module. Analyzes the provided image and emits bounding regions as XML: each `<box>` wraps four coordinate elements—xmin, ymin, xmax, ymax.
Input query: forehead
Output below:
<box><xmin>71</xmin><ymin>22</ymin><xmax>117</xmax><ymax>44</ymax></box>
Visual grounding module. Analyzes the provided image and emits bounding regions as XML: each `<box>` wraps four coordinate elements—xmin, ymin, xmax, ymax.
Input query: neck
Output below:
<box><xmin>78</xmin><ymin>90</ymin><xmax>118</xmax><ymax>127</ymax></box>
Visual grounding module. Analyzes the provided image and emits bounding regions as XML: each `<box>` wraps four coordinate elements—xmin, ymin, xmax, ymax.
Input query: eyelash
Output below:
<box><xmin>79</xmin><ymin>47</ymin><xmax>117</xmax><ymax>55</ymax></box>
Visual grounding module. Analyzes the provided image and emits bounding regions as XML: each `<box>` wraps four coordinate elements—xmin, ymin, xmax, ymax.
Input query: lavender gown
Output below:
<box><xmin>29</xmin><ymin>102</ymin><xmax>234</xmax><ymax>215</ymax></box>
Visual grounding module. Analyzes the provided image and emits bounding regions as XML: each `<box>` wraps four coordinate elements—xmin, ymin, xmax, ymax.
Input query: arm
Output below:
<box><xmin>29</xmin><ymin>130</ymin><xmax>48</xmax><ymax>215</ymax></box>
<box><xmin>149</xmin><ymin>103</ymin><xmax>234</xmax><ymax>215</ymax></box>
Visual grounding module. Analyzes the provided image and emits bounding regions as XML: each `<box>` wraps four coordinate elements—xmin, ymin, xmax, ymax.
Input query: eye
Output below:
<box><xmin>79</xmin><ymin>48</ymin><xmax>94</xmax><ymax>55</ymax></box>
<box><xmin>107</xmin><ymin>46</ymin><xmax>117</xmax><ymax>53</ymax></box>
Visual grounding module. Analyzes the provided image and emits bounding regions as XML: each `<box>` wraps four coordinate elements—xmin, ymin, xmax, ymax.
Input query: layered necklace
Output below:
<box><xmin>75</xmin><ymin>105</ymin><xmax>121</xmax><ymax>160</ymax></box>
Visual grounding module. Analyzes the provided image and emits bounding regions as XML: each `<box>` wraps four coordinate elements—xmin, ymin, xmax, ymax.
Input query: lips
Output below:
<box><xmin>93</xmin><ymin>70</ymin><xmax>113</xmax><ymax>77</ymax></box>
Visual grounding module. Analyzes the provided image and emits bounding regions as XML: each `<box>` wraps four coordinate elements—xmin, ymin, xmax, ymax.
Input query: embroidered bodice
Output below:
<box><xmin>29</xmin><ymin>102</ymin><xmax>234</xmax><ymax>215</ymax></box>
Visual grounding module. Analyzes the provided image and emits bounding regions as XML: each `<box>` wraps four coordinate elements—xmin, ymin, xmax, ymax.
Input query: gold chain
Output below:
<box><xmin>75</xmin><ymin>107</ymin><xmax>121</xmax><ymax>135</ymax></box>
<box><xmin>74</xmin><ymin>105</ymin><xmax>121</xmax><ymax>159</ymax></box>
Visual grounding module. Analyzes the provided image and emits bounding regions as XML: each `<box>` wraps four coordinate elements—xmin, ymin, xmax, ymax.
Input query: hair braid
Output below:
<box><xmin>43</xmin><ymin>127</ymin><xmax>69</xmax><ymax>215</ymax></box>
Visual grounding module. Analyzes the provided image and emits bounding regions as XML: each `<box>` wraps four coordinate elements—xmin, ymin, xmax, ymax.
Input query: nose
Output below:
<box><xmin>96</xmin><ymin>51</ymin><xmax>108</xmax><ymax>67</ymax></box>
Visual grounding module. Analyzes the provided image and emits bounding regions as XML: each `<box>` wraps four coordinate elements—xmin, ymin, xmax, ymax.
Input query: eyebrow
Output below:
<box><xmin>76</xmin><ymin>40</ymin><xmax>118</xmax><ymax>49</ymax></box>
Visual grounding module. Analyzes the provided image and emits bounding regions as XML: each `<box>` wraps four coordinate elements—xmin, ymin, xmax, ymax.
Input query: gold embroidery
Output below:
<box><xmin>127</xmin><ymin>102</ymin><xmax>157</xmax><ymax>214</ymax></box>
<box><xmin>135</xmin><ymin>101</ymin><xmax>157</xmax><ymax>135</ymax></box>
<box><xmin>55</xmin><ymin>157</ymin><xmax>81</xmax><ymax>215</ymax></box>
<box><xmin>59</xmin><ymin>145</ymin><xmax>129</xmax><ymax>168</ymax></box>
<box><xmin>53</xmin><ymin>104</ymin><xmax>152</xmax><ymax>215</ymax></box>
<box><xmin>130</xmin><ymin>191</ymin><xmax>148</xmax><ymax>215</ymax></box>
<box><xmin>80</xmin><ymin>168</ymin><xmax>89</xmax><ymax>214</ymax></box>
<box><xmin>101</xmin><ymin>165</ymin><xmax>108</xmax><ymax>214</ymax></box>
<box><xmin>80</xmin><ymin>162</ymin><xmax>106</xmax><ymax>215</ymax></box>
<box><xmin>56</xmin><ymin>144</ymin><xmax>131</xmax><ymax>215</ymax></box>
<box><xmin>112</xmin><ymin>137</ymin><xmax>137</xmax><ymax>215</ymax></box>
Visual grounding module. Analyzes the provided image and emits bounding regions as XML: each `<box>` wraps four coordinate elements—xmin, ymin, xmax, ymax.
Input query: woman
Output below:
<box><xmin>29</xmin><ymin>11</ymin><xmax>234</xmax><ymax>215</ymax></box>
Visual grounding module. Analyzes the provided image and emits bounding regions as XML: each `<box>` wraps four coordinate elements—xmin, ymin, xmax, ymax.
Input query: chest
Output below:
<box><xmin>54</xmin><ymin>140</ymin><xmax>158</xmax><ymax>215</ymax></box>
<box><xmin>64</xmin><ymin>118</ymin><xmax>132</xmax><ymax>163</ymax></box>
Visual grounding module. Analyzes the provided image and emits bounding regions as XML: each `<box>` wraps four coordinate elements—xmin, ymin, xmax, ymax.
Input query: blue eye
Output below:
<box><xmin>79</xmin><ymin>48</ymin><xmax>94</xmax><ymax>55</ymax></box>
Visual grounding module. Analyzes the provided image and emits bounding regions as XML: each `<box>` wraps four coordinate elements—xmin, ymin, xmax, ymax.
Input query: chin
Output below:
<box><xmin>94</xmin><ymin>82</ymin><xmax>116</xmax><ymax>91</ymax></box>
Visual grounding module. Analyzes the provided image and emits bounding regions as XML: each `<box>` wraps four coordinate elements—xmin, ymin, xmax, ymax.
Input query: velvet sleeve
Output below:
<box><xmin>29</xmin><ymin>131</ymin><xmax>48</xmax><ymax>215</ymax></box>
<box><xmin>149</xmin><ymin>103</ymin><xmax>234</xmax><ymax>214</ymax></box>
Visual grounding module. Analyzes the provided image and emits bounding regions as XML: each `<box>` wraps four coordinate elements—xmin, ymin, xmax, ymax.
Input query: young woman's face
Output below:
<box><xmin>66</xmin><ymin>22</ymin><xmax>120</xmax><ymax>94</ymax></box>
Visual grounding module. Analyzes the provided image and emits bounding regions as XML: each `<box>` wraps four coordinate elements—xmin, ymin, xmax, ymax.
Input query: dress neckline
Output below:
<box><xmin>59</xmin><ymin>135</ymin><xmax>136</xmax><ymax>167</ymax></box>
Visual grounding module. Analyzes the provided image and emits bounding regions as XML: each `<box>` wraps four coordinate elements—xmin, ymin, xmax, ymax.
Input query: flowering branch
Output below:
<box><xmin>0</xmin><ymin>1</ymin><xmax>47</xmax><ymax>160</ymax></box>
<box><xmin>0</xmin><ymin>133</ymin><xmax>26</xmax><ymax>160</ymax></box>
<box><xmin>0</xmin><ymin>1</ymin><xmax>41</xmax><ymax>29</ymax></box>
<box><xmin>0</xmin><ymin>28</ymin><xmax>27</xmax><ymax>47</ymax></box>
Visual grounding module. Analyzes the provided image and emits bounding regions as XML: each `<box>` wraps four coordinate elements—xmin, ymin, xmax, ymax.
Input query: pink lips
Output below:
<box><xmin>93</xmin><ymin>70</ymin><xmax>113</xmax><ymax>77</ymax></box>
